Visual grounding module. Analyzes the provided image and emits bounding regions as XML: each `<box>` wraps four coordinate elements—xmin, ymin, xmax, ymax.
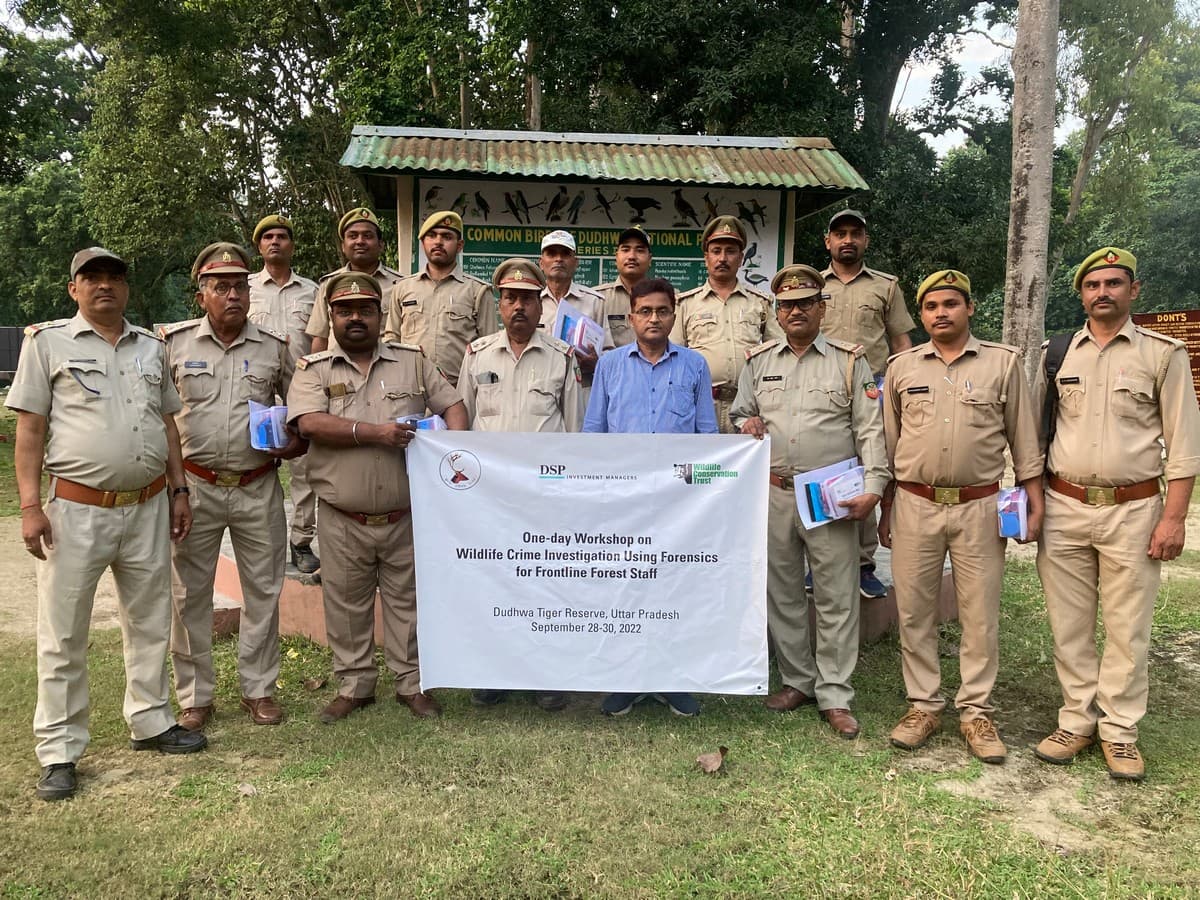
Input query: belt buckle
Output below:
<box><xmin>1085</xmin><ymin>486</ymin><xmax>1117</xmax><ymax>506</ymax></box>
<box><xmin>111</xmin><ymin>489</ymin><xmax>143</xmax><ymax>507</ymax></box>
<box><xmin>363</xmin><ymin>514</ymin><xmax>389</xmax><ymax>526</ymax></box>
<box><xmin>933</xmin><ymin>486</ymin><xmax>961</xmax><ymax>505</ymax></box>
<box><xmin>779</xmin><ymin>475</ymin><xmax>794</xmax><ymax>491</ymax></box>
<box><xmin>215</xmin><ymin>472</ymin><xmax>242</xmax><ymax>487</ymax></box>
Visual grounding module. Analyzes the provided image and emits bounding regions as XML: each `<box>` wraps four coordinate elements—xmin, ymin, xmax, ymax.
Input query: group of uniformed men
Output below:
<box><xmin>10</xmin><ymin>199</ymin><xmax>1197</xmax><ymax>802</ymax></box>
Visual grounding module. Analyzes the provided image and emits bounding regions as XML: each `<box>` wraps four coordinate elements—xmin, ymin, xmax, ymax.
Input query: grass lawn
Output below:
<box><xmin>0</xmin><ymin>559</ymin><xmax>1198</xmax><ymax>897</ymax></box>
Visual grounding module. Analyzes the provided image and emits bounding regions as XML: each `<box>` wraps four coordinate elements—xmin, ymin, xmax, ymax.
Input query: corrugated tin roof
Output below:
<box><xmin>340</xmin><ymin>126</ymin><xmax>869</xmax><ymax>191</ymax></box>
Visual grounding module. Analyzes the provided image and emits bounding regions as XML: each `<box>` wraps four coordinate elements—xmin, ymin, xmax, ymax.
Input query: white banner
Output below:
<box><xmin>408</xmin><ymin>432</ymin><xmax>770</xmax><ymax>694</ymax></box>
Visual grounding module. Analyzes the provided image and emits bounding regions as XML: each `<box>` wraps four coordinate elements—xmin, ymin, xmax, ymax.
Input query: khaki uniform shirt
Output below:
<box><xmin>669</xmin><ymin>280</ymin><xmax>784</xmax><ymax>386</ymax></box>
<box><xmin>160</xmin><ymin>317</ymin><xmax>293</xmax><ymax>471</ymax></box>
<box><xmin>729</xmin><ymin>334</ymin><xmax>889</xmax><ymax>494</ymax></box>
<box><xmin>286</xmin><ymin>341</ymin><xmax>459</xmax><ymax>514</ymax></box>
<box><xmin>1033</xmin><ymin>319</ymin><xmax>1200</xmax><ymax>486</ymax></box>
<box><xmin>595</xmin><ymin>280</ymin><xmax>635</xmax><ymax>349</ymax></box>
<box><xmin>304</xmin><ymin>263</ymin><xmax>405</xmax><ymax>342</ymax></box>
<box><xmin>248</xmin><ymin>268</ymin><xmax>318</xmax><ymax>363</ymax></box>
<box><xmin>382</xmin><ymin>268</ymin><xmax>497</xmax><ymax>386</ymax></box>
<box><xmin>821</xmin><ymin>265</ymin><xmax>915</xmax><ymax>376</ymax></box>
<box><xmin>5</xmin><ymin>313</ymin><xmax>182</xmax><ymax>491</ymax></box>
<box><xmin>884</xmin><ymin>336</ymin><xmax>1043</xmax><ymax>486</ymax></box>
<box><xmin>459</xmin><ymin>330</ymin><xmax>584</xmax><ymax>433</ymax></box>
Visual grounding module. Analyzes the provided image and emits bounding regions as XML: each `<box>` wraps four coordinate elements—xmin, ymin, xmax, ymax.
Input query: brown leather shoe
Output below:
<box><xmin>890</xmin><ymin>707</ymin><xmax>940</xmax><ymax>750</ymax></box>
<box><xmin>241</xmin><ymin>695</ymin><xmax>284</xmax><ymax>726</ymax></box>
<box><xmin>1100</xmin><ymin>740</ymin><xmax>1145</xmax><ymax>782</ymax></box>
<box><xmin>178</xmin><ymin>705</ymin><xmax>214</xmax><ymax>732</ymax></box>
<box><xmin>318</xmin><ymin>694</ymin><xmax>375</xmax><ymax>724</ymax></box>
<box><xmin>960</xmin><ymin>716</ymin><xmax>1007</xmax><ymax>764</ymax></box>
<box><xmin>822</xmin><ymin>707</ymin><xmax>860</xmax><ymax>739</ymax></box>
<box><xmin>1034</xmin><ymin>728</ymin><xmax>1094</xmax><ymax>765</ymax></box>
<box><xmin>764</xmin><ymin>685</ymin><xmax>817</xmax><ymax>712</ymax></box>
<box><xmin>397</xmin><ymin>691</ymin><xmax>442</xmax><ymax>719</ymax></box>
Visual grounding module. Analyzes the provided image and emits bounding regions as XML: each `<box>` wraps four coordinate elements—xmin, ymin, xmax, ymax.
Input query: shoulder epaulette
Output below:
<box><xmin>157</xmin><ymin>319</ymin><xmax>201</xmax><ymax>340</ymax></box>
<box><xmin>886</xmin><ymin>344</ymin><xmax>925</xmax><ymax>366</ymax></box>
<box><xmin>23</xmin><ymin>319</ymin><xmax>70</xmax><ymax>338</ymax></box>
<box><xmin>131</xmin><ymin>324</ymin><xmax>164</xmax><ymax>342</ymax></box>
<box><xmin>296</xmin><ymin>349</ymin><xmax>336</xmax><ymax>370</ymax></box>
<box><xmin>468</xmin><ymin>333</ymin><xmax>502</xmax><ymax>355</ymax></box>
<box><xmin>545</xmin><ymin>335</ymin><xmax>574</xmax><ymax>355</ymax></box>
<box><xmin>677</xmin><ymin>285</ymin><xmax>706</xmax><ymax>302</ymax></box>
<box><xmin>978</xmin><ymin>339</ymin><xmax>1021</xmax><ymax>355</ymax></box>
<box><xmin>377</xmin><ymin>265</ymin><xmax>403</xmax><ymax>281</ymax></box>
<box><xmin>744</xmin><ymin>284</ymin><xmax>773</xmax><ymax>302</ymax></box>
<box><xmin>866</xmin><ymin>267</ymin><xmax>899</xmax><ymax>281</ymax></box>
<box><xmin>292</xmin><ymin>272</ymin><xmax>318</xmax><ymax>288</ymax></box>
<box><xmin>256</xmin><ymin>324</ymin><xmax>288</xmax><ymax>343</ymax></box>
<box><xmin>1134</xmin><ymin>325</ymin><xmax>1186</xmax><ymax>349</ymax></box>
<box><xmin>385</xmin><ymin>340</ymin><xmax>423</xmax><ymax>354</ymax></box>
<box><xmin>826</xmin><ymin>337</ymin><xmax>865</xmax><ymax>358</ymax></box>
<box><xmin>746</xmin><ymin>339</ymin><xmax>779</xmax><ymax>360</ymax></box>
<box><xmin>464</xmin><ymin>272</ymin><xmax>490</xmax><ymax>288</ymax></box>
<box><xmin>317</xmin><ymin>268</ymin><xmax>343</xmax><ymax>283</ymax></box>
<box><xmin>592</xmin><ymin>281</ymin><xmax>619</xmax><ymax>293</ymax></box>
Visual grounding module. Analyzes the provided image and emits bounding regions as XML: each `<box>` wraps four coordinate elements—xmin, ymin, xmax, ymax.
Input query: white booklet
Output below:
<box><xmin>793</xmin><ymin>457</ymin><xmax>863</xmax><ymax>530</ymax></box>
<box><xmin>552</xmin><ymin>298</ymin><xmax>604</xmax><ymax>356</ymax></box>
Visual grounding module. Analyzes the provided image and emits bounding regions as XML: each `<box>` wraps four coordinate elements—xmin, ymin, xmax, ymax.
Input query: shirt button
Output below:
<box><xmin>132</xmin><ymin>426</ymin><xmax>138</xmax><ymax>432</ymax></box>
<box><xmin>943</xmin><ymin>418</ymin><xmax>950</xmax><ymax>423</ymax></box>
<box><xmin>135</xmin><ymin>455</ymin><xmax>142</xmax><ymax>460</ymax></box>
<box><xmin>126</xmin><ymin>398</ymin><xmax>132</xmax><ymax>404</ymax></box>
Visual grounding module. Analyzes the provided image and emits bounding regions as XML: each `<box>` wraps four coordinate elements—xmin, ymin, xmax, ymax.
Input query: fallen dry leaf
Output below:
<box><xmin>303</xmin><ymin>677</ymin><xmax>328</xmax><ymax>691</ymax></box>
<box><xmin>236</xmin><ymin>782</ymin><xmax>258</xmax><ymax>797</ymax></box>
<box><xmin>696</xmin><ymin>746</ymin><xmax>728</xmax><ymax>774</ymax></box>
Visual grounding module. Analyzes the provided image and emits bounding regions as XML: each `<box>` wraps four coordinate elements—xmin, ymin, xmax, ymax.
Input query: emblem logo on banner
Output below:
<box><xmin>439</xmin><ymin>450</ymin><xmax>481</xmax><ymax>490</ymax></box>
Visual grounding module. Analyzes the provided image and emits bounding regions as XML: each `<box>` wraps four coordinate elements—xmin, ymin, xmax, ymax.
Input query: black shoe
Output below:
<box><xmin>290</xmin><ymin>542</ymin><xmax>320</xmax><ymax>574</ymax></box>
<box><xmin>535</xmin><ymin>691</ymin><xmax>569</xmax><ymax>711</ymax></box>
<box><xmin>130</xmin><ymin>724</ymin><xmax>208</xmax><ymax>754</ymax></box>
<box><xmin>471</xmin><ymin>689</ymin><xmax>509</xmax><ymax>706</ymax></box>
<box><xmin>36</xmin><ymin>763</ymin><xmax>77</xmax><ymax>801</ymax></box>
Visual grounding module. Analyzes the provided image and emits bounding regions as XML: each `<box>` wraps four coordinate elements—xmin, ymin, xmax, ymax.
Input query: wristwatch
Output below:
<box><xmin>173</xmin><ymin>486</ymin><xmax>191</xmax><ymax>497</ymax></box>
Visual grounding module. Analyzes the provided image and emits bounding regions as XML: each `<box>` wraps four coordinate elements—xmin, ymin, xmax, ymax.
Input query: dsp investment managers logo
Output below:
<box><xmin>439</xmin><ymin>450</ymin><xmax>481</xmax><ymax>490</ymax></box>
<box><xmin>674</xmin><ymin>462</ymin><xmax>740</xmax><ymax>486</ymax></box>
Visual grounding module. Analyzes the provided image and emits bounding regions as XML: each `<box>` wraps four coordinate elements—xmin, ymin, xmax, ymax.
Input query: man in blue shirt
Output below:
<box><xmin>584</xmin><ymin>277</ymin><xmax>716</xmax><ymax>716</ymax></box>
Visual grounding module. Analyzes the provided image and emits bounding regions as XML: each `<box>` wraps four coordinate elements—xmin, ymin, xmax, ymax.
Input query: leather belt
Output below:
<box><xmin>769</xmin><ymin>473</ymin><xmax>796</xmax><ymax>491</ymax></box>
<box><xmin>712</xmin><ymin>383</ymin><xmax>738</xmax><ymax>402</ymax></box>
<box><xmin>1047</xmin><ymin>473</ymin><xmax>1160</xmax><ymax>506</ymax></box>
<box><xmin>184</xmin><ymin>459</ymin><xmax>279</xmax><ymax>487</ymax></box>
<box><xmin>330</xmin><ymin>504</ymin><xmax>410</xmax><ymax>526</ymax></box>
<box><xmin>898</xmin><ymin>481</ymin><xmax>1000</xmax><ymax>505</ymax></box>
<box><xmin>52</xmin><ymin>474</ymin><xmax>167</xmax><ymax>508</ymax></box>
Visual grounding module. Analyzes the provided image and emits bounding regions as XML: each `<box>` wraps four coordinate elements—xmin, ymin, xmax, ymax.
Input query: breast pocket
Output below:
<box><xmin>960</xmin><ymin>386</ymin><xmax>1001</xmax><ymax>428</ymax></box>
<box><xmin>398</xmin><ymin>297</ymin><xmax>428</xmax><ymax>344</ymax></box>
<box><xmin>475</xmin><ymin>380</ymin><xmax>503</xmax><ymax>418</ymax></box>
<box><xmin>384</xmin><ymin>388</ymin><xmax>424</xmax><ymax>419</ymax></box>
<box><xmin>668</xmin><ymin>384</ymin><xmax>695</xmax><ymax>417</ymax></box>
<box><xmin>756</xmin><ymin>382</ymin><xmax>788</xmax><ymax>412</ymax></box>
<box><xmin>237</xmin><ymin>365</ymin><xmax>275</xmax><ymax>403</ymax></box>
<box><xmin>901</xmin><ymin>392</ymin><xmax>934</xmax><ymax>428</ymax></box>
<box><xmin>687</xmin><ymin>317</ymin><xmax>720</xmax><ymax>348</ymax></box>
<box><xmin>1056</xmin><ymin>377</ymin><xmax>1086</xmax><ymax>417</ymax></box>
<box><xmin>529</xmin><ymin>379</ymin><xmax>560</xmax><ymax>417</ymax></box>
<box><xmin>445</xmin><ymin>302</ymin><xmax>475</xmax><ymax>341</ymax></box>
<box><xmin>59</xmin><ymin>359</ymin><xmax>108</xmax><ymax>401</ymax></box>
<box><xmin>1113</xmin><ymin>374</ymin><xmax>1156</xmax><ymax>424</ymax></box>
<box><xmin>809</xmin><ymin>386</ymin><xmax>851</xmax><ymax>412</ymax></box>
<box><xmin>177</xmin><ymin>367</ymin><xmax>215</xmax><ymax>405</ymax></box>
<box><xmin>855</xmin><ymin>298</ymin><xmax>883</xmax><ymax>329</ymax></box>
<box><xmin>735</xmin><ymin>310</ymin><xmax>764</xmax><ymax>344</ymax></box>
<box><xmin>130</xmin><ymin>357</ymin><xmax>164</xmax><ymax>407</ymax></box>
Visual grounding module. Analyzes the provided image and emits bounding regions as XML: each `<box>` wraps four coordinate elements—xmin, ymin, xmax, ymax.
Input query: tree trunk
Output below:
<box><xmin>526</xmin><ymin>37</ymin><xmax>541</xmax><ymax>130</ymax></box>
<box><xmin>1004</xmin><ymin>0</ymin><xmax>1060</xmax><ymax>384</ymax></box>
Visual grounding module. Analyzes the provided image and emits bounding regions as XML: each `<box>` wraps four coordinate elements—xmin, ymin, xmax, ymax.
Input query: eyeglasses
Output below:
<box><xmin>632</xmin><ymin>307</ymin><xmax>673</xmax><ymax>319</ymax></box>
<box><xmin>207</xmin><ymin>280</ymin><xmax>250</xmax><ymax>297</ymax></box>
<box><xmin>777</xmin><ymin>298</ymin><xmax>820</xmax><ymax>312</ymax></box>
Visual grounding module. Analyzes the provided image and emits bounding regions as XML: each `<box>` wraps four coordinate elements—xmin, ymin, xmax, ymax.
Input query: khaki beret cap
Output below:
<box><xmin>418</xmin><ymin>210</ymin><xmax>463</xmax><ymax>240</ymax></box>
<box><xmin>1073</xmin><ymin>246</ymin><xmax>1137</xmax><ymax>292</ymax></box>
<box><xmin>492</xmin><ymin>258</ymin><xmax>546</xmax><ymax>292</ymax></box>
<box><xmin>916</xmin><ymin>269</ymin><xmax>972</xmax><ymax>305</ymax></box>
<box><xmin>191</xmin><ymin>242</ymin><xmax>251</xmax><ymax>282</ymax></box>
<box><xmin>338</xmin><ymin>207</ymin><xmax>382</xmax><ymax>238</ymax></box>
<box><xmin>253</xmin><ymin>214</ymin><xmax>293</xmax><ymax>245</ymax></box>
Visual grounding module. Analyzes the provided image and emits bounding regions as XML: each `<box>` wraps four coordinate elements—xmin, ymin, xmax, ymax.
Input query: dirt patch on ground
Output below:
<box><xmin>0</xmin><ymin>517</ymin><xmax>120</xmax><ymax>636</ymax></box>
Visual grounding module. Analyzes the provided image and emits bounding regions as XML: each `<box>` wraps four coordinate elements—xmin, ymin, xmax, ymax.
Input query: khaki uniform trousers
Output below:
<box><xmin>286</xmin><ymin>455</ymin><xmax>317</xmax><ymax>546</ymax></box>
<box><xmin>1037</xmin><ymin>489</ymin><xmax>1162</xmax><ymax>743</ymax></box>
<box><xmin>891</xmin><ymin>490</ymin><xmax>1004</xmax><ymax>720</ymax></box>
<box><xmin>767</xmin><ymin>483</ymin><xmax>859</xmax><ymax>709</ymax></box>
<box><xmin>34</xmin><ymin>492</ymin><xmax>176</xmax><ymax>765</ymax></box>
<box><xmin>317</xmin><ymin>500</ymin><xmax>420</xmax><ymax>697</ymax></box>
<box><xmin>170</xmin><ymin>473</ymin><xmax>286</xmax><ymax>706</ymax></box>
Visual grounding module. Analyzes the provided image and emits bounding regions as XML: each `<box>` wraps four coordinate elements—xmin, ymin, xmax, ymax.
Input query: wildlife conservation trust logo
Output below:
<box><xmin>673</xmin><ymin>463</ymin><xmax>740</xmax><ymax>486</ymax></box>
<box><xmin>439</xmin><ymin>451</ymin><xmax>481</xmax><ymax>490</ymax></box>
